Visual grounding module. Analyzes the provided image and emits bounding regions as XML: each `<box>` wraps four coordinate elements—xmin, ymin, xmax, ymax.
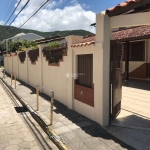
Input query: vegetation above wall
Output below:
<box><xmin>8</xmin><ymin>38</ymin><xmax>38</xmax><ymax>52</ymax></box>
<box><xmin>43</xmin><ymin>42</ymin><xmax>67</xmax><ymax>64</ymax></box>
<box><xmin>0</xmin><ymin>25</ymin><xmax>94</xmax><ymax>41</ymax></box>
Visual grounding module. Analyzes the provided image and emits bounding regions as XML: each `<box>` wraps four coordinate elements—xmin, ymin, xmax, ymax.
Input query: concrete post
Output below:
<box><xmin>38</xmin><ymin>43</ymin><xmax>47</xmax><ymax>93</ymax></box>
<box><xmin>96</xmin><ymin>12</ymin><xmax>111</xmax><ymax>126</ymax></box>
<box><xmin>65</xmin><ymin>36</ymin><xmax>83</xmax><ymax>109</ymax></box>
<box><xmin>26</xmin><ymin>49</ymin><xmax>30</xmax><ymax>85</ymax></box>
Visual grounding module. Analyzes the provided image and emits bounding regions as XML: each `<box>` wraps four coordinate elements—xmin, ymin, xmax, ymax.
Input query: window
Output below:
<box><xmin>129</xmin><ymin>41</ymin><xmax>145</xmax><ymax>61</ymax></box>
<box><xmin>122</xmin><ymin>41</ymin><xmax>145</xmax><ymax>61</ymax></box>
<box><xmin>77</xmin><ymin>54</ymin><xmax>93</xmax><ymax>88</ymax></box>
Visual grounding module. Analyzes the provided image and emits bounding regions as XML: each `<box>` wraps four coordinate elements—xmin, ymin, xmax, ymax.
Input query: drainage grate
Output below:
<box><xmin>14</xmin><ymin>107</ymin><xmax>28</xmax><ymax>113</ymax></box>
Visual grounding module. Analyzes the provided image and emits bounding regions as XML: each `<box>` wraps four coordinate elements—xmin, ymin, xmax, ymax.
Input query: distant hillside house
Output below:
<box><xmin>1</xmin><ymin>33</ymin><xmax>43</xmax><ymax>50</ymax></box>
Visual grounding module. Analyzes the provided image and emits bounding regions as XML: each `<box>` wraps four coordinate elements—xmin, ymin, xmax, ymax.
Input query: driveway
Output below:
<box><xmin>106</xmin><ymin>81</ymin><xmax>150</xmax><ymax>150</ymax></box>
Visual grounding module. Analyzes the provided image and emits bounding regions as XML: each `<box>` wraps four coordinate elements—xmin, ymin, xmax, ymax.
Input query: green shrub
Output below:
<box><xmin>8</xmin><ymin>38</ymin><xmax>38</xmax><ymax>52</ymax></box>
<box><xmin>48</xmin><ymin>42</ymin><xmax>59</xmax><ymax>50</ymax></box>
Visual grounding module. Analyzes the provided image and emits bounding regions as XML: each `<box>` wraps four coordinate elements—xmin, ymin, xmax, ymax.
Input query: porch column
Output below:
<box><xmin>125</xmin><ymin>41</ymin><xmax>129</xmax><ymax>80</ymax></box>
<box><xmin>96</xmin><ymin>12</ymin><xmax>111</xmax><ymax>126</ymax></box>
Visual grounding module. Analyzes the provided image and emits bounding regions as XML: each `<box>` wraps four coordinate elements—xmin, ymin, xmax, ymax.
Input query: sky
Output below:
<box><xmin>0</xmin><ymin>0</ymin><xmax>124</xmax><ymax>33</ymax></box>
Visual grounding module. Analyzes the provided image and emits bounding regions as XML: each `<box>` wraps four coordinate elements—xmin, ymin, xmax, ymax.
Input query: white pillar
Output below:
<box><xmin>38</xmin><ymin>43</ymin><xmax>47</xmax><ymax>92</ymax></box>
<box><xmin>96</xmin><ymin>12</ymin><xmax>111</xmax><ymax>126</ymax></box>
<box><xmin>26</xmin><ymin>49</ymin><xmax>29</xmax><ymax>85</ymax></box>
<box><xmin>65</xmin><ymin>36</ymin><xmax>83</xmax><ymax>109</ymax></box>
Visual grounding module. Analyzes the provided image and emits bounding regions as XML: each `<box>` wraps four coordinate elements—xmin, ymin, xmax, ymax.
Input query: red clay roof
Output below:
<box><xmin>72</xmin><ymin>25</ymin><xmax>150</xmax><ymax>46</ymax></box>
<box><xmin>106</xmin><ymin>0</ymin><xmax>137</xmax><ymax>13</ymax></box>
<box><xmin>111</xmin><ymin>25</ymin><xmax>150</xmax><ymax>40</ymax></box>
<box><xmin>71</xmin><ymin>36</ymin><xmax>95</xmax><ymax>47</ymax></box>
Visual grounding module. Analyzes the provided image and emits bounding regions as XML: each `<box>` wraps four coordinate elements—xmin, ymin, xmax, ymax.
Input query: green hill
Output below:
<box><xmin>0</xmin><ymin>25</ymin><xmax>94</xmax><ymax>41</ymax></box>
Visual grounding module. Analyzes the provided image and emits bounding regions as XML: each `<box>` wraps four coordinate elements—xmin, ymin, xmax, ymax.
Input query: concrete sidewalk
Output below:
<box><xmin>0</xmin><ymin>70</ymin><xmax>135</xmax><ymax>150</ymax></box>
<box><xmin>0</xmin><ymin>76</ymin><xmax>58</xmax><ymax>150</ymax></box>
<box><xmin>107</xmin><ymin>82</ymin><xmax>150</xmax><ymax>150</ymax></box>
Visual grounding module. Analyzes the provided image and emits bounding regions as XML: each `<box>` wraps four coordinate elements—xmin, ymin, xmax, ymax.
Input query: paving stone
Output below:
<box><xmin>4</xmin><ymin>145</ymin><xmax>19</xmax><ymax>150</ymax></box>
<box><xmin>0</xmin><ymin>80</ymin><xmax>58</xmax><ymax>150</ymax></box>
<box><xmin>67</xmin><ymin>142</ymin><xmax>90</xmax><ymax>150</ymax></box>
<box><xmin>0</xmin><ymin>71</ymin><xmax>137</xmax><ymax>150</ymax></box>
<box><xmin>9</xmin><ymin>138</ymin><xmax>23</xmax><ymax>145</ymax></box>
<box><xmin>60</xmin><ymin>131</ymin><xmax>81</xmax><ymax>144</ymax></box>
<box><xmin>84</xmin><ymin>137</ymin><xmax>112</xmax><ymax>150</ymax></box>
<box><xmin>54</xmin><ymin>126</ymin><xmax>72</xmax><ymax>134</ymax></box>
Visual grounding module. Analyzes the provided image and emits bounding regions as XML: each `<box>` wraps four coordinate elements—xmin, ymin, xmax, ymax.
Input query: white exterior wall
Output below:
<box><xmin>27</xmin><ymin>49</ymin><xmax>41</xmax><ymax>88</ymax></box>
<box><xmin>42</xmin><ymin>47</ymin><xmax>68</xmax><ymax>106</ymax></box>
<box><xmin>7</xmin><ymin>56</ymin><xmax>12</xmax><ymax>74</ymax></box>
<box><xmin>72</xmin><ymin>45</ymin><xmax>102</xmax><ymax>124</ymax></box>
<box><xmin>12</xmin><ymin>55</ymin><xmax>19</xmax><ymax>78</ymax></box>
<box><xmin>4</xmin><ymin>56</ymin><xmax>8</xmax><ymax>73</ymax></box>
<box><xmin>18</xmin><ymin>52</ymin><xmax>28</xmax><ymax>84</ymax></box>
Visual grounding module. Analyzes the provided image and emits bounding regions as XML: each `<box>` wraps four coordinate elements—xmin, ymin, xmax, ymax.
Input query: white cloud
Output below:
<box><xmin>0</xmin><ymin>21</ymin><xmax>4</xmax><ymax>25</ymax></box>
<box><xmin>82</xmin><ymin>4</ymin><xmax>90</xmax><ymax>9</ymax></box>
<box><xmin>70</xmin><ymin>0</ymin><xmax>78</xmax><ymax>5</ymax></box>
<box><xmin>11</xmin><ymin>0</ymin><xmax>95</xmax><ymax>33</ymax></box>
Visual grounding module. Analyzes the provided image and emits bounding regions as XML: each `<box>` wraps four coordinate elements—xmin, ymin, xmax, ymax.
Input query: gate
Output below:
<box><xmin>110</xmin><ymin>42</ymin><xmax>123</xmax><ymax>121</ymax></box>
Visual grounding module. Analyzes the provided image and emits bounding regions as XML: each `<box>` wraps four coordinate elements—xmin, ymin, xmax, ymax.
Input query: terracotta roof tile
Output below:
<box><xmin>72</xmin><ymin>25</ymin><xmax>150</xmax><ymax>46</ymax></box>
<box><xmin>111</xmin><ymin>25</ymin><xmax>150</xmax><ymax>40</ymax></box>
<box><xmin>71</xmin><ymin>36</ymin><xmax>95</xmax><ymax>47</ymax></box>
<box><xmin>106</xmin><ymin>0</ymin><xmax>139</xmax><ymax>13</ymax></box>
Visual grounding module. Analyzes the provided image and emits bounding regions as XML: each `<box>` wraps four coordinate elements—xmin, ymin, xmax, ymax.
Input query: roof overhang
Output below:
<box><xmin>36</xmin><ymin>35</ymin><xmax>65</xmax><ymax>44</ymax></box>
<box><xmin>106</xmin><ymin>0</ymin><xmax>150</xmax><ymax>17</ymax></box>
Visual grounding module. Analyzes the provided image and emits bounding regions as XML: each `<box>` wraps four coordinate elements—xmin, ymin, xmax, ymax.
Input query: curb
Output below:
<box><xmin>0</xmin><ymin>77</ymin><xmax>68</xmax><ymax>150</ymax></box>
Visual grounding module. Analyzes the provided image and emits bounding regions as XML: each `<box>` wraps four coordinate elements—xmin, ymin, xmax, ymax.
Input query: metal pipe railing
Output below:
<box><xmin>11</xmin><ymin>72</ymin><xmax>16</xmax><ymax>89</ymax></box>
<box><xmin>36</xmin><ymin>85</ymin><xmax>54</xmax><ymax>125</ymax></box>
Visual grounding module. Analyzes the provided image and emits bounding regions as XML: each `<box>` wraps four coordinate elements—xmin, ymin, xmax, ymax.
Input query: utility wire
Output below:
<box><xmin>9</xmin><ymin>0</ymin><xmax>30</xmax><ymax>27</ymax></box>
<box><xmin>2</xmin><ymin>0</ymin><xmax>30</xmax><ymax>33</ymax></box>
<box><xmin>1</xmin><ymin>0</ymin><xmax>49</xmax><ymax>39</ymax></box>
<box><xmin>23</xmin><ymin>0</ymin><xmax>50</xmax><ymax>29</ymax></box>
<box><xmin>3</xmin><ymin>0</ymin><xmax>16</xmax><ymax>21</ymax></box>
<box><xmin>4</xmin><ymin>0</ymin><xmax>22</xmax><ymax>26</ymax></box>
<box><xmin>19</xmin><ymin>0</ymin><xmax>49</xmax><ymax>28</ymax></box>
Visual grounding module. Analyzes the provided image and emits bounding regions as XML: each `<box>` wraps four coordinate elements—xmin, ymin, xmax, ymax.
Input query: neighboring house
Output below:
<box><xmin>1</xmin><ymin>33</ymin><xmax>43</xmax><ymax>50</ymax></box>
<box><xmin>111</xmin><ymin>25</ymin><xmax>150</xmax><ymax>80</ymax></box>
<box><xmin>89</xmin><ymin>25</ymin><xmax>150</xmax><ymax>80</ymax></box>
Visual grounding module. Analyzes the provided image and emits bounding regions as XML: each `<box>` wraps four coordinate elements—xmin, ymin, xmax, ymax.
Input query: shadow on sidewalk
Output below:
<box><xmin>3</xmin><ymin>73</ymin><xmax>136</xmax><ymax>149</ymax></box>
<box><xmin>17</xmin><ymin>80</ymin><xmax>135</xmax><ymax>149</ymax></box>
<box><xmin>0</xmin><ymin>80</ymin><xmax>54</xmax><ymax>150</ymax></box>
<box><xmin>123</xmin><ymin>80</ymin><xmax>150</xmax><ymax>91</ymax></box>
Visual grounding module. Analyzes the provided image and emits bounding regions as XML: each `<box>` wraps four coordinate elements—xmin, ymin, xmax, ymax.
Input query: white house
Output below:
<box><xmin>2</xmin><ymin>33</ymin><xmax>43</xmax><ymax>50</ymax></box>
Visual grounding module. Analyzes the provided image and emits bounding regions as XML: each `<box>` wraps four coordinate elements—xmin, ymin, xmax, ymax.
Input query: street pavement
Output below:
<box><xmin>0</xmin><ymin>70</ymin><xmax>135</xmax><ymax>150</ymax></box>
<box><xmin>0</xmin><ymin>76</ymin><xmax>58</xmax><ymax>150</ymax></box>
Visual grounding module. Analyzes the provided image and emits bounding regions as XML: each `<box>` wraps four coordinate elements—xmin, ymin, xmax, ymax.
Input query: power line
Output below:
<box><xmin>2</xmin><ymin>0</ymin><xmax>30</xmax><ymax>33</ymax></box>
<box><xmin>4</xmin><ymin>0</ymin><xmax>22</xmax><ymax>26</ymax></box>
<box><xmin>19</xmin><ymin>0</ymin><xmax>49</xmax><ymax>28</ymax></box>
<box><xmin>9</xmin><ymin>0</ymin><xmax>30</xmax><ymax>27</ymax></box>
<box><xmin>23</xmin><ymin>1</ymin><xmax>50</xmax><ymax>29</ymax></box>
<box><xmin>1</xmin><ymin>0</ymin><xmax>49</xmax><ymax>39</ymax></box>
<box><xmin>3</xmin><ymin>0</ymin><xmax>16</xmax><ymax>21</ymax></box>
